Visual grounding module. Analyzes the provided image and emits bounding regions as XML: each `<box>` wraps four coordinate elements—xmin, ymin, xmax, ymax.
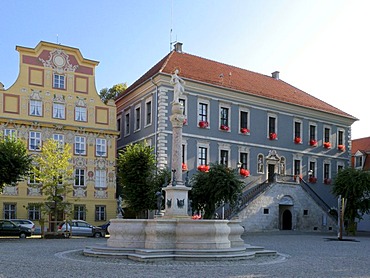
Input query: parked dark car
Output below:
<box><xmin>98</xmin><ymin>221</ymin><xmax>110</xmax><ymax>235</ymax></box>
<box><xmin>57</xmin><ymin>220</ymin><xmax>106</xmax><ymax>238</ymax></box>
<box><xmin>0</xmin><ymin>219</ymin><xmax>32</xmax><ymax>238</ymax></box>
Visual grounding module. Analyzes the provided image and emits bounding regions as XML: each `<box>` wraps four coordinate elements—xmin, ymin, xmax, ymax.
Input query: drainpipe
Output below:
<box><xmin>150</xmin><ymin>77</ymin><xmax>158</xmax><ymax>170</ymax></box>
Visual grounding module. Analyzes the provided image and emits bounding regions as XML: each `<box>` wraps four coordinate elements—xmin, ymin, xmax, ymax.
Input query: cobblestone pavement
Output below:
<box><xmin>0</xmin><ymin>231</ymin><xmax>369</xmax><ymax>278</ymax></box>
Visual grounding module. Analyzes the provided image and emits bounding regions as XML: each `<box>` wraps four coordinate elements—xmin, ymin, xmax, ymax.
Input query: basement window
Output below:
<box><xmin>263</xmin><ymin>208</ymin><xmax>269</xmax><ymax>215</ymax></box>
<box><xmin>303</xmin><ymin>209</ymin><xmax>309</xmax><ymax>216</ymax></box>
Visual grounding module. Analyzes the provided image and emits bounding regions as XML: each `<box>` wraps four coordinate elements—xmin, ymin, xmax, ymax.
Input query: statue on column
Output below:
<box><xmin>170</xmin><ymin>69</ymin><xmax>185</xmax><ymax>103</ymax></box>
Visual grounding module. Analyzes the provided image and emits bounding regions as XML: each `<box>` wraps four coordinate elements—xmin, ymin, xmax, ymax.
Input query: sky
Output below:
<box><xmin>1</xmin><ymin>0</ymin><xmax>369</xmax><ymax>139</ymax></box>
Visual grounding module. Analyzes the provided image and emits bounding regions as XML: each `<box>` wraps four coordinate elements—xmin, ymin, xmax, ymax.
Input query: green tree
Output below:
<box><xmin>332</xmin><ymin>168</ymin><xmax>370</xmax><ymax>235</ymax></box>
<box><xmin>0</xmin><ymin>135</ymin><xmax>32</xmax><ymax>190</ymax></box>
<box><xmin>33</xmin><ymin>139</ymin><xmax>74</xmax><ymax>232</ymax></box>
<box><xmin>191</xmin><ymin>163</ymin><xmax>243</xmax><ymax>219</ymax></box>
<box><xmin>99</xmin><ymin>83</ymin><xmax>127</xmax><ymax>104</ymax></box>
<box><xmin>117</xmin><ymin>143</ymin><xmax>156</xmax><ymax>218</ymax></box>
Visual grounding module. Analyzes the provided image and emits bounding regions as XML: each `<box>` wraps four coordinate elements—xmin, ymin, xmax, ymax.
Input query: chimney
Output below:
<box><xmin>174</xmin><ymin>42</ymin><xmax>183</xmax><ymax>53</ymax></box>
<box><xmin>271</xmin><ymin>71</ymin><xmax>280</xmax><ymax>80</ymax></box>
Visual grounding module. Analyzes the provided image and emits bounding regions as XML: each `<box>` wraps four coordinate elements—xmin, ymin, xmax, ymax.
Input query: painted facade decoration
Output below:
<box><xmin>0</xmin><ymin>41</ymin><xmax>118</xmax><ymax>232</ymax></box>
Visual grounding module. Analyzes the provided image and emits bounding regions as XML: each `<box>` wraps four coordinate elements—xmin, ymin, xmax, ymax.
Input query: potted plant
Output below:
<box><xmin>239</xmin><ymin>168</ymin><xmax>250</xmax><ymax>177</ymax></box>
<box><xmin>269</xmin><ymin>132</ymin><xmax>277</xmax><ymax>140</ymax></box>
<box><xmin>309</xmin><ymin>139</ymin><xmax>318</xmax><ymax>147</ymax></box>
<box><xmin>240</xmin><ymin>128</ymin><xmax>250</xmax><ymax>134</ymax></box>
<box><xmin>198</xmin><ymin>121</ymin><xmax>209</xmax><ymax>128</ymax></box>
<box><xmin>294</xmin><ymin>137</ymin><xmax>302</xmax><ymax>144</ymax></box>
<box><xmin>182</xmin><ymin>163</ymin><xmax>188</xmax><ymax>171</ymax></box>
<box><xmin>309</xmin><ymin>176</ymin><xmax>317</xmax><ymax>183</ymax></box>
<box><xmin>197</xmin><ymin>165</ymin><xmax>210</xmax><ymax>172</ymax></box>
<box><xmin>220</xmin><ymin>124</ymin><xmax>229</xmax><ymax>131</ymax></box>
<box><xmin>338</xmin><ymin>144</ymin><xmax>345</xmax><ymax>151</ymax></box>
<box><xmin>324</xmin><ymin>178</ymin><xmax>331</xmax><ymax>185</ymax></box>
<box><xmin>323</xmin><ymin>142</ymin><xmax>331</xmax><ymax>149</ymax></box>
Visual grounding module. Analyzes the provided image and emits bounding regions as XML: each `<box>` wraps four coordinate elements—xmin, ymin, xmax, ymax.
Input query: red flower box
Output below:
<box><xmin>338</xmin><ymin>144</ymin><xmax>345</xmax><ymax>152</ymax></box>
<box><xmin>182</xmin><ymin>163</ymin><xmax>188</xmax><ymax>171</ymax></box>
<box><xmin>323</xmin><ymin>142</ymin><xmax>331</xmax><ymax>149</ymax></box>
<box><xmin>240</xmin><ymin>128</ymin><xmax>250</xmax><ymax>134</ymax></box>
<box><xmin>192</xmin><ymin>214</ymin><xmax>201</xmax><ymax>220</ymax></box>
<box><xmin>309</xmin><ymin>139</ymin><xmax>318</xmax><ymax>147</ymax></box>
<box><xmin>294</xmin><ymin>137</ymin><xmax>302</xmax><ymax>144</ymax></box>
<box><xmin>269</xmin><ymin>132</ymin><xmax>277</xmax><ymax>140</ymax></box>
<box><xmin>324</xmin><ymin>178</ymin><xmax>331</xmax><ymax>185</ymax></box>
<box><xmin>309</xmin><ymin>177</ymin><xmax>317</xmax><ymax>183</ymax></box>
<box><xmin>240</xmin><ymin>168</ymin><xmax>250</xmax><ymax>177</ymax></box>
<box><xmin>220</xmin><ymin>125</ymin><xmax>230</xmax><ymax>131</ymax></box>
<box><xmin>198</xmin><ymin>121</ymin><xmax>209</xmax><ymax>128</ymax></box>
<box><xmin>197</xmin><ymin>165</ymin><xmax>210</xmax><ymax>172</ymax></box>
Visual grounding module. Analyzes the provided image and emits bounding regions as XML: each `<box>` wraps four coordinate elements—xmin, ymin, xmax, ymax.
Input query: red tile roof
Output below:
<box><xmin>117</xmin><ymin>51</ymin><xmax>356</xmax><ymax>120</ymax></box>
<box><xmin>352</xmin><ymin>137</ymin><xmax>370</xmax><ymax>154</ymax></box>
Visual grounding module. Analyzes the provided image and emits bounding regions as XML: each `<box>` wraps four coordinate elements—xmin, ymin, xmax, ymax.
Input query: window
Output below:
<box><xmin>4</xmin><ymin>129</ymin><xmax>16</xmax><ymax>138</ymax></box>
<box><xmin>303</xmin><ymin>210</ymin><xmax>309</xmax><ymax>216</ymax></box>
<box><xmin>30</xmin><ymin>100</ymin><xmax>42</xmax><ymax>116</ymax></box>
<box><xmin>28</xmin><ymin>204</ymin><xmax>41</xmax><ymax>220</ymax></box>
<box><xmin>53</xmin><ymin>103</ymin><xmax>65</xmax><ymax>119</ymax></box>
<box><xmin>309</xmin><ymin>124</ymin><xmax>316</xmax><ymax>141</ymax></box>
<box><xmin>198</xmin><ymin>147</ymin><xmax>208</xmax><ymax>166</ymax></box>
<box><xmin>96</xmin><ymin>138</ymin><xmax>107</xmax><ymax>157</ymax></box>
<box><xmin>309</xmin><ymin>161</ymin><xmax>316</xmax><ymax>177</ymax></box>
<box><xmin>263</xmin><ymin>208</ymin><xmax>269</xmax><ymax>215</ymax></box>
<box><xmin>182</xmin><ymin>144</ymin><xmax>186</xmax><ymax>164</ymax></box>
<box><xmin>3</xmin><ymin>203</ymin><xmax>16</xmax><ymax>219</ymax></box>
<box><xmin>75</xmin><ymin>136</ymin><xmax>86</xmax><ymax>155</ymax></box>
<box><xmin>324</xmin><ymin>163</ymin><xmax>330</xmax><ymax>180</ymax></box>
<box><xmin>198</xmin><ymin>102</ymin><xmax>208</xmax><ymax>123</ymax></box>
<box><xmin>294</xmin><ymin>160</ymin><xmax>301</xmax><ymax>176</ymax></box>
<box><xmin>337</xmin><ymin>164</ymin><xmax>344</xmax><ymax>172</ymax></box>
<box><xmin>53</xmin><ymin>74</ymin><xmax>65</xmax><ymax>89</ymax></box>
<box><xmin>268</xmin><ymin>114</ymin><xmax>277</xmax><ymax>137</ymax></box>
<box><xmin>95</xmin><ymin>170</ymin><xmax>107</xmax><ymax>188</ymax></box>
<box><xmin>75</xmin><ymin>169</ymin><xmax>85</xmax><ymax>187</ymax></box>
<box><xmin>145</xmin><ymin>100</ymin><xmax>152</xmax><ymax>126</ymax></box>
<box><xmin>240</xmin><ymin>110</ymin><xmax>249</xmax><ymax>132</ymax></box>
<box><xmin>240</xmin><ymin>152</ymin><xmax>248</xmax><ymax>170</ymax></box>
<box><xmin>220</xmin><ymin>150</ymin><xmax>229</xmax><ymax>166</ymax></box>
<box><xmin>355</xmin><ymin>156</ymin><xmax>363</xmax><ymax>168</ymax></box>
<box><xmin>338</xmin><ymin>130</ymin><xmax>344</xmax><ymax>145</ymax></box>
<box><xmin>29</xmin><ymin>131</ymin><xmax>41</xmax><ymax>151</ymax></box>
<box><xmin>117</xmin><ymin>117</ymin><xmax>121</xmax><ymax>133</ymax></box>
<box><xmin>95</xmin><ymin>205</ymin><xmax>106</xmax><ymax>221</ymax></box>
<box><xmin>268</xmin><ymin>116</ymin><xmax>276</xmax><ymax>134</ymax></box>
<box><xmin>74</xmin><ymin>205</ymin><xmax>86</xmax><ymax>220</ymax></box>
<box><xmin>134</xmin><ymin>105</ymin><xmax>141</xmax><ymax>131</ymax></box>
<box><xmin>124</xmin><ymin>111</ymin><xmax>130</xmax><ymax>136</ymax></box>
<box><xmin>324</xmin><ymin>127</ymin><xmax>330</xmax><ymax>143</ymax></box>
<box><xmin>28</xmin><ymin>167</ymin><xmax>40</xmax><ymax>185</ymax></box>
<box><xmin>75</xmin><ymin>106</ymin><xmax>87</xmax><ymax>122</ymax></box>
<box><xmin>294</xmin><ymin>121</ymin><xmax>301</xmax><ymax>138</ymax></box>
<box><xmin>53</xmin><ymin>134</ymin><xmax>64</xmax><ymax>149</ymax></box>
<box><xmin>220</xmin><ymin>107</ymin><xmax>229</xmax><ymax>128</ymax></box>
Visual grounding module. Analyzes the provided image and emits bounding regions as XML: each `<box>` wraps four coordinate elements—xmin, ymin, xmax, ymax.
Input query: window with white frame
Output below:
<box><xmin>309</xmin><ymin>160</ymin><xmax>316</xmax><ymax>177</ymax></box>
<box><xmin>355</xmin><ymin>155</ymin><xmax>363</xmax><ymax>168</ymax></box>
<box><xmin>96</xmin><ymin>138</ymin><xmax>107</xmax><ymax>157</ymax></box>
<box><xmin>294</xmin><ymin>159</ymin><xmax>301</xmax><ymax>176</ymax></box>
<box><xmin>75</xmin><ymin>106</ymin><xmax>87</xmax><ymax>122</ymax></box>
<box><xmin>220</xmin><ymin>106</ymin><xmax>230</xmax><ymax>129</ymax></box>
<box><xmin>198</xmin><ymin>146</ymin><xmax>208</xmax><ymax>166</ymax></box>
<box><xmin>30</xmin><ymin>100</ymin><xmax>42</xmax><ymax>116</ymax></box>
<box><xmin>74</xmin><ymin>169</ymin><xmax>85</xmax><ymax>187</ymax></box>
<box><xmin>53</xmin><ymin>134</ymin><xmax>64</xmax><ymax>149</ymax></box>
<box><xmin>74</xmin><ymin>205</ymin><xmax>86</xmax><ymax>220</ymax></box>
<box><xmin>29</xmin><ymin>131</ymin><xmax>41</xmax><ymax>151</ymax></box>
<box><xmin>3</xmin><ymin>129</ymin><xmax>16</xmax><ymax>138</ymax></box>
<box><xmin>337</xmin><ymin>162</ymin><xmax>344</xmax><ymax>172</ymax></box>
<box><xmin>53</xmin><ymin>103</ymin><xmax>65</xmax><ymax>119</ymax></box>
<box><xmin>338</xmin><ymin>129</ymin><xmax>344</xmax><ymax>146</ymax></box>
<box><xmin>3</xmin><ymin>203</ymin><xmax>16</xmax><ymax>219</ymax></box>
<box><xmin>309</xmin><ymin>123</ymin><xmax>317</xmax><ymax>141</ymax></box>
<box><xmin>219</xmin><ymin>144</ymin><xmax>230</xmax><ymax>166</ymax></box>
<box><xmin>124</xmin><ymin>111</ymin><xmax>130</xmax><ymax>136</ymax></box>
<box><xmin>324</xmin><ymin>127</ymin><xmax>331</xmax><ymax>143</ymax></box>
<box><xmin>323</xmin><ymin>162</ymin><xmax>331</xmax><ymax>180</ymax></box>
<box><xmin>28</xmin><ymin>204</ymin><xmax>41</xmax><ymax>220</ymax></box>
<box><xmin>239</xmin><ymin>109</ymin><xmax>250</xmax><ymax>133</ymax></box>
<box><xmin>53</xmin><ymin>74</ymin><xmax>65</xmax><ymax>89</ymax></box>
<box><xmin>95</xmin><ymin>170</ymin><xmax>107</xmax><ymax>188</ymax></box>
<box><xmin>28</xmin><ymin>166</ymin><xmax>40</xmax><ymax>185</ymax></box>
<box><xmin>74</xmin><ymin>136</ymin><xmax>86</xmax><ymax>155</ymax></box>
<box><xmin>95</xmin><ymin>205</ymin><xmax>106</xmax><ymax>221</ymax></box>
<box><xmin>268</xmin><ymin>113</ymin><xmax>277</xmax><ymax>136</ymax></box>
<box><xmin>134</xmin><ymin>105</ymin><xmax>141</xmax><ymax>131</ymax></box>
<box><xmin>240</xmin><ymin>152</ymin><xmax>248</xmax><ymax>170</ymax></box>
<box><xmin>145</xmin><ymin>99</ymin><xmax>152</xmax><ymax>126</ymax></box>
<box><xmin>294</xmin><ymin>119</ymin><xmax>302</xmax><ymax>140</ymax></box>
<box><xmin>198</xmin><ymin>100</ymin><xmax>209</xmax><ymax>125</ymax></box>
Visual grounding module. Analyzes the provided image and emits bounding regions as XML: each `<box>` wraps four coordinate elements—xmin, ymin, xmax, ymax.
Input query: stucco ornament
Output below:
<box><xmin>170</xmin><ymin>69</ymin><xmax>185</xmax><ymax>103</ymax></box>
<box><xmin>39</xmin><ymin>49</ymin><xmax>78</xmax><ymax>74</ymax></box>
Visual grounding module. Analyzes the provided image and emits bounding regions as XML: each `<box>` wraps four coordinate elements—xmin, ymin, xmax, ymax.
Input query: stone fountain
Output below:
<box><xmin>84</xmin><ymin>70</ymin><xmax>276</xmax><ymax>262</ymax></box>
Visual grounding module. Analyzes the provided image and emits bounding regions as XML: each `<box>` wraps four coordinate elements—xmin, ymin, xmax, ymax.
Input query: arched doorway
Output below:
<box><xmin>282</xmin><ymin>209</ymin><xmax>292</xmax><ymax>230</ymax></box>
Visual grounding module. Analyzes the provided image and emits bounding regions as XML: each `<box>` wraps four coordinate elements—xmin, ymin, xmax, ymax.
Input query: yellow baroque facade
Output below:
<box><xmin>0</xmin><ymin>41</ymin><xmax>118</xmax><ymax>232</ymax></box>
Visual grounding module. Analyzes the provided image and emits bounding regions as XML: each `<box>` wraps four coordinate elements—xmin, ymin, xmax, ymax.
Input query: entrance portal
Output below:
<box><xmin>268</xmin><ymin>164</ymin><xmax>275</xmax><ymax>182</ymax></box>
<box><xmin>282</xmin><ymin>209</ymin><xmax>292</xmax><ymax>230</ymax></box>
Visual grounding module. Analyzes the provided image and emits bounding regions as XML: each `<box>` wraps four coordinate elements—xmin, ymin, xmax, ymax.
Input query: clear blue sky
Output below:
<box><xmin>1</xmin><ymin>0</ymin><xmax>369</xmax><ymax>139</ymax></box>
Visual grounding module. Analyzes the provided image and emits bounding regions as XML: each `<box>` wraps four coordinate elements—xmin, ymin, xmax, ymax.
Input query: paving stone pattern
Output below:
<box><xmin>0</xmin><ymin>231</ymin><xmax>369</xmax><ymax>278</ymax></box>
